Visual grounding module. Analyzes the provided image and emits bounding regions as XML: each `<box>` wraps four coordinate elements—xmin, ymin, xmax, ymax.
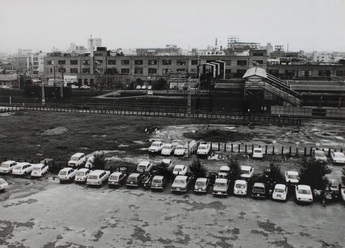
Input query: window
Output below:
<box><xmin>95</xmin><ymin>60</ymin><xmax>103</xmax><ymax>65</ymax></box>
<box><xmin>225</xmin><ymin>69</ymin><xmax>231</xmax><ymax>74</ymax></box>
<box><xmin>70</xmin><ymin>60</ymin><xmax>78</xmax><ymax>65</ymax></box>
<box><xmin>224</xmin><ymin>60</ymin><xmax>231</xmax><ymax>65</ymax></box>
<box><xmin>237</xmin><ymin>60</ymin><xmax>247</xmax><ymax>66</ymax></box>
<box><xmin>121</xmin><ymin>68</ymin><xmax>130</xmax><ymax>74</ymax></box>
<box><xmin>191</xmin><ymin>60</ymin><xmax>198</xmax><ymax>65</ymax></box>
<box><xmin>162</xmin><ymin>68</ymin><xmax>169</xmax><ymax>75</ymax></box>
<box><xmin>148</xmin><ymin>68</ymin><xmax>157</xmax><ymax>74</ymax></box>
<box><xmin>121</xmin><ymin>60</ymin><xmax>130</xmax><ymax>65</ymax></box>
<box><xmin>253</xmin><ymin>60</ymin><xmax>263</xmax><ymax>65</ymax></box>
<box><xmin>253</xmin><ymin>52</ymin><xmax>264</xmax><ymax>56</ymax></box>
<box><xmin>135</xmin><ymin>60</ymin><xmax>143</xmax><ymax>65</ymax></box>
<box><xmin>336</xmin><ymin>70</ymin><xmax>345</xmax><ymax>76</ymax></box>
<box><xmin>94</xmin><ymin>53</ymin><xmax>103</xmax><ymax>56</ymax></box>
<box><xmin>148</xmin><ymin>60</ymin><xmax>157</xmax><ymax>65</ymax></box>
<box><xmin>58</xmin><ymin>60</ymin><xmax>66</xmax><ymax>65</ymax></box>
<box><xmin>59</xmin><ymin>68</ymin><xmax>66</xmax><ymax>73</ymax></box>
<box><xmin>177</xmin><ymin>69</ymin><xmax>186</xmax><ymax>73</ymax></box>
<box><xmin>236</xmin><ymin>69</ymin><xmax>246</xmax><ymax>77</ymax></box>
<box><xmin>177</xmin><ymin>60</ymin><xmax>186</xmax><ymax>66</ymax></box>
<box><xmin>108</xmin><ymin>60</ymin><xmax>116</xmax><ymax>65</ymax></box>
<box><xmin>162</xmin><ymin>59</ymin><xmax>171</xmax><ymax>65</ymax></box>
<box><xmin>47</xmin><ymin>61</ymin><xmax>52</xmax><ymax>65</ymax></box>
<box><xmin>318</xmin><ymin>70</ymin><xmax>330</xmax><ymax>76</ymax></box>
<box><xmin>70</xmin><ymin>68</ymin><xmax>78</xmax><ymax>73</ymax></box>
<box><xmin>134</xmin><ymin>67</ymin><xmax>143</xmax><ymax>74</ymax></box>
<box><xmin>83</xmin><ymin>60</ymin><xmax>89</xmax><ymax>65</ymax></box>
<box><xmin>83</xmin><ymin>68</ymin><xmax>90</xmax><ymax>73</ymax></box>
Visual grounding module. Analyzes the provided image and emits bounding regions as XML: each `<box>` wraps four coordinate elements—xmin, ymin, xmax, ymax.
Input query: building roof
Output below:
<box><xmin>242</xmin><ymin>67</ymin><xmax>267</xmax><ymax>79</ymax></box>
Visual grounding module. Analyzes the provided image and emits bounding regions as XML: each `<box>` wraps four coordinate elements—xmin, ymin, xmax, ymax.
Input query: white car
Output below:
<box><xmin>212</xmin><ymin>178</ymin><xmax>230</xmax><ymax>196</ymax></box>
<box><xmin>252</xmin><ymin>147</ymin><xmax>264</xmax><ymax>159</ymax></box>
<box><xmin>330</xmin><ymin>151</ymin><xmax>345</xmax><ymax>164</ymax></box>
<box><xmin>173</xmin><ymin>164</ymin><xmax>188</xmax><ymax>176</ymax></box>
<box><xmin>58</xmin><ymin>167</ymin><xmax>77</xmax><ymax>183</ymax></box>
<box><xmin>233</xmin><ymin>180</ymin><xmax>248</xmax><ymax>196</ymax></box>
<box><xmin>30</xmin><ymin>163</ymin><xmax>49</xmax><ymax>178</ymax></box>
<box><xmin>136</xmin><ymin>160</ymin><xmax>153</xmax><ymax>173</ymax></box>
<box><xmin>75</xmin><ymin>168</ymin><xmax>91</xmax><ymax>183</ymax></box>
<box><xmin>148</xmin><ymin>141</ymin><xmax>164</xmax><ymax>153</ymax></box>
<box><xmin>174</xmin><ymin>145</ymin><xmax>186</xmax><ymax>156</ymax></box>
<box><xmin>80</xmin><ymin>85</ymin><xmax>90</xmax><ymax>89</ymax></box>
<box><xmin>285</xmin><ymin>171</ymin><xmax>300</xmax><ymax>185</ymax></box>
<box><xmin>171</xmin><ymin>175</ymin><xmax>191</xmax><ymax>193</ymax></box>
<box><xmin>0</xmin><ymin>160</ymin><xmax>17</xmax><ymax>174</ymax></box>
<box><xmin>240</xmin><ymin>166</ymin><xmax>254</xmax><ymax>180</ymax></box>
<box><xmin>108</xmin><ymin>171</ymin><xmax>127</xmax><ymax>187</ymax></box>
<box><xmin>194</xmin><ymin>177</ymin><xmax>210</xmax><ymax>193</ymax></box>
<box><xmin>68</xmin><ymin>153</ymin><xmax>86</xmax><ymax>168</ymax></box>
<box><xmin>86</xmin><ymin>170</ymin><xmax>110</xmax><ymax>186</ymax></box>
<box><xmin>218</xmin><ymin>166</ymin><xmax>231</xmax><ymax>178</ymax></box>
<box><xmin>161</xmin><ymin>144</ymin><xmax>175</xmax><ymax>156</ymax></box>
<box><xmin>0</xmin><ymin>178</ymin><xmax>8</xmax><ymax>191</ymax></box>
<box><xmin>197</xmin><ymin>143</ymin><xmax>211</xmax><ymax>156</ymax></box>
<box><xmin>272</xmin><ymin>184</ymin><xmax>288</xmax><ymax>201</ymax></box>
<box><xmin>12</xmin><ymin>162</ymin><xmax>33</xmax><ymax>176</ymax></box>
<box><xmin>295</xmin><ymin>184</ymin><xmax>313</xmax><ymax>203</ymax></box>
<box><xmin>313</xmin><ymin>150</ymin><xmax>327</xmax><ymax>163</ymax></box>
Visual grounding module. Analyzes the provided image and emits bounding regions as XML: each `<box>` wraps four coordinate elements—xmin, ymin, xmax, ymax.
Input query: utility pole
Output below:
<box><xmin>41</xmin><ymin>83</ymin><xmax>46</xmax><ymax>106</ymax></box>
<box><xmin>60</xmin><ymin>66</ymin><xmax>64</xmax><ymax>98</ymax></box>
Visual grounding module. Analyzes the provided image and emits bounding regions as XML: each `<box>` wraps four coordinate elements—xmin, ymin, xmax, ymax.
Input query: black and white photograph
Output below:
<box><xmin>0</xmin><ymin>0</ymin><xmax>345</xmax><ymax>247</ymax></box>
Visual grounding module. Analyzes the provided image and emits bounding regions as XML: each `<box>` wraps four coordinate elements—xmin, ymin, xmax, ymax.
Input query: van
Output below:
<box><xmin>31</xmin><ymin>163</ymin><xmax>49</xmax><ymax>178</ymax></box>
<box><xmin>136</xmin><ymin>160</ymin><xmax>153</xmax><ymax>173</ymax></box>
<box><xmin>12</xmin><ymin>162</ymin><xmax>33</xmax><ymax>176</ymax></box>
<box><xmin>68</xmin><ymin>153</ymin><xmax>86</xmax><ymax>168</ymax></box>
<box><xmin>86</xmin><ymin>170</ymin><xmax>110</xmax><ymax>186</ymax></box>
<box><xmin>58</xmin><ymin>167</ymin><xmax>77</xmax><ymax>183</ymax></box>
<box><xmin>0</xmin><ymin>160</ymin><xmax>17</xmax><ymax>174</ymax></box>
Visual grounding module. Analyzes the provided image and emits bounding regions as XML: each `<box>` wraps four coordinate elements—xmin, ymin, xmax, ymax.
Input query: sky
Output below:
<box><xmin>0</xmin><ymin>0</ymin><xmax>344</xmax><ymax>54</ymax></box>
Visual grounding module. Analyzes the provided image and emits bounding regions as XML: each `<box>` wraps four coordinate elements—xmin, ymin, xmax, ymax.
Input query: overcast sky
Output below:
<box><xmin>1</xmin><ymin>0</ymin><xmax>344</xmax><ymax>54</ymax></box>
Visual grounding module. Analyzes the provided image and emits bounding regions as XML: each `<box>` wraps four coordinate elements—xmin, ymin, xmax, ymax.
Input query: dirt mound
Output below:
<box><xmin>42</xmin><ymin>127</ymin><xmax>69</xmax><ymax>136</ymax></box>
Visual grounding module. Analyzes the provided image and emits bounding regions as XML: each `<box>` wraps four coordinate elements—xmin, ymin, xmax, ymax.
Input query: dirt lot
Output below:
<box><xmin>1</xmin><ymin>111</ymin><xmax>345</xmax><ymax>247</ymax></box>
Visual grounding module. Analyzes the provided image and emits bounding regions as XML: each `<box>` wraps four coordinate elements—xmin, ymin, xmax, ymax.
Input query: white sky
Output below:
<box><xmin>0</xmin><ymin>0</ymin><xmax>344</xmax><ymax>54</ymax></box>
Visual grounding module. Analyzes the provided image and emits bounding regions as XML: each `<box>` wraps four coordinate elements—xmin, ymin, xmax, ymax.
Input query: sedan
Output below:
<box><xmin>285</xmin><ymin>171</ymin><xmax>300</xmax><ymax>185</ymax></box>
<box><xmin>173</xmin><ymin>164</ymin><xmax>187</xmax><ymax>176</ymax></box>
<box><xmin>240</xmin><ymin>166</ymin><xmax>254</xmax><ymax>180</ymax></box>
<box><xmin>252</xmin><ymin>148</ymin><xmax>264</xmax><ymax>159</ymax></box>
<box><xmin>330</xmin><ymin>152</ymin><xmax>345</xmax><ymax>164</ymax></box>
<box><xmin>0</xmin><ymin>178</ymin><xmax>8</xmax><ymax>191</ymax></box>
<box><xmin>272</xmin><ymin>184</ymin><xmax>288</xmax><ymax>201</ymax></box>
<box><xmin>174</xmin><ymin>145</ymin><xmax>186</xmax><ymax>156</ymax></box>
<box><xmin>108</xmin><ymin>171</ymin><xmax>127</xmax><ymax>187</ymax></box>
<box><xmin>212</xmin><ymin>178</ymin><xmax>230</xmax><ymax>196</ymax></box>
<box><xmin>161</xmin><ymin>144</ymin><xmax>175</xmax><ymax>156</ymax></box>
<box><xmin>148</xmin><ymin>141</ymin><xmax>164</xmax><ymax>153</ymax></box>
<box><xmin>313</xmin><ymin>150</ymin><xmax>327</xmax><ymax>163</ymax></box>
<box><xmin>151</xmin><ymin>175</ymin><xmax>166</xmax><ymax>191</ymax></box>
<box><xmin>233</xmin><ymin>179</ymin><xmax>248</xmax><ymax>196</ymax></box>
<box><xmin>295</xmin><ymin>184</ymin><xmax>313</xmax><ymax>203</ymax></box>
<box><xmin>194</xmin><ymin>177</ymin><xmax>210</xmax><ymax>194</ymax></box>
<box><xmin>0</xmin><ymin>160</ymin><xmax>17</xmax><ymax>174</ymax></box>
<box><xmin>251</xmin><ymin>182</ymin><xmax>266</xmax><ymax>199</ymax></box>
<box><xmin>171</xmin><ymin>175</ymin><xmax>191</xmax><ymax>193</ymax></box>
<box><xmin>75</xmin><ymin>168</ymin><xmax>91</xmax><ymax>183</ymax></box>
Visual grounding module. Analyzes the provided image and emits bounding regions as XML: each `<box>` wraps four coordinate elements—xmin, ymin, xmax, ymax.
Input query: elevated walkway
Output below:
<box><xmin>243</xmin><ymin>67</ymin><xmax>301</xmax><ymax>106</ymax></box>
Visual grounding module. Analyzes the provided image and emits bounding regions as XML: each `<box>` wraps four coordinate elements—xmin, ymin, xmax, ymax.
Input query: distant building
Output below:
<box><xmin>88</xmin><ymin>36</ymin><xmax>102</xmax><ymax>53</ymax></box>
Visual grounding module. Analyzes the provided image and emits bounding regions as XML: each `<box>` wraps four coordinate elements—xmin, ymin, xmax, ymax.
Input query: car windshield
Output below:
<box><xmin>253</xmin><ymin>187</ymin><xmax>264</xmax><ymax>193</ymax></box>
<box><xmin>174</xmin><ymin>179</ymin><xmax>186</xmax><ymax>184</ymax></box>
<box><xmin>199</xmin><ymin>146</ymin><xmax>207</xmax><ymax>150</ymax></box>
<box><xmin>76</xmin><ymin>172</ymin><xmax>85</xmax><ymax>176</ymax></box>
<box><xmin>215</xmin><ymin>182</ymin><xmax>226</xmax><ymax>187</ymax></box>
<box><xmin>138</xmin><ymin>165</ymin><xmax>147</xmax><ymax>170</ymax></box>
<box><xmin>163</xmin><ymin>145</ymin><xmax>172</xmax><ymax>149</ymax></box>
<box><xmin>241</xmin><ymin>169</ymin><xmax>250</xmax><ymax>174</ymax></box>
<box><xmin>176</xmin><ymin>146</ymin><xmax>184</xmax><ymax>150</ymax></box>
<box><xmin>88</xmin><ymin>175</ymin><xmax>98</xmax><ymax>180</ymax></box>
<box><xmin>196</xmin><ymin>181</ymin><xmax>206</xmax><ymax>187</ymax></box>
<box><xmin>254</xmin><ymin>149</ymin><xmax>261</xmax><ymax>153</ymax></box>
<box><xmin>0</xmin><ymin>179</ymin><xmax>6</xmax><ymax>184</ymax></box>
<box><xmin>1</xmin><ymin>164</ymin><xmax>9</xmax><ymax>168</ymax></box>
<box><xmin>59</xmin><ymin>171</ymin><xmax>67</xmax><ymax>175</ymax></box>
<box><xmin>33</xmin><ymin>167</ymin><xmax>41</xmax><ymax>171</ymax></box>
<box><xmin>110</xmin><ymin>175</ymin><xmax>119</xmax><ymax>180</ymax></box>
<box><xmin>70</xmin><ymin>156</ymin><xmax>80</xmax><ymax>161</ymax></box>
<box><xmin>288</xmin><ymin>174</ymin><xmax>298</xmax><ymax>179</ymax></box>
<box><xmin>175</xmin><ymin>167</ymin><xmax>183</xmax><ymax>172</ymax></box>
<box><xmin>152</xmin><ymin>179</ymin><xmax>162</xmax><ymax>184</ymax></box>
<box><xmin>298</xmin><ymin>189</ymin><xmax>311</xmax><ymax>194</ymax></box>
<box><xmin>151</xmin><ymin>143</ymin><xmax>161</xmax><ymax>147</ymax></box>
<box><xmin>236</xmin><ymin>184</ymin><xmax>246</xmax><ymax>189</ymax></box>
<box><xmin>275</xmin><ymin>188</ymin><xmax>285</xmax><ymax>193</ymax></box>
<box><xmin>129</xmin><ymin>176</ymin><xmax>137</xmax><ymax>181</ymax></box>
<box><xmin>315</xmin><ymin>151</ymin><xmax>324</xmax><ymax>156</ymax></box>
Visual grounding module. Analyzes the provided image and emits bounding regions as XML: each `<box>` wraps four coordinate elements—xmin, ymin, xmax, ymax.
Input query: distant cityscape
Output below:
<box><xmin>1</xmin><ymin>35</ymin><xmax>345</xmax><ymax>89</ymax></box>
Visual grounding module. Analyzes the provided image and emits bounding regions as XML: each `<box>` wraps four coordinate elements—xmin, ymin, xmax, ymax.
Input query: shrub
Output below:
<box><xmin>189</xmin><ymin>159</ymin><xmax>207</xmax><ymax>178</ymax></box>
<box><xmin>299</xmin><ymin>158</ymin><xmax>332</xmax><ymax>190</ymax></box>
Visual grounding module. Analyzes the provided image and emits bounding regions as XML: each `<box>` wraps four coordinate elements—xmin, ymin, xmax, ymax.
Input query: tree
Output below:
<box><xmin>189</xmin><ymin>159</ymin><xmax>207</xmax><ymax>178</ymax></box>
<box><xmin>156</xmin><ymin>162</ymin><xmax>174</xmax><ymax>182</ymax></box>
<box><xmin>299</xmin><ymin>158</ymin><xmax>332</xmax><ymax>190</ymax></box>
<box><xmin>342</xmin><ymin>167</ymin><xmax>345</xmax><ymax>185</ymax></box>
<box><xmin>228</xmin><ymin>158</ymin><xmax>241</xmax><ymax>180</ymax></box>
<box><xmin>267</xmin><ymin>162</ymin><xmax>285</xmax><ymax>184</ymax></box>
<box><xmin>92</xmin><ymin>153</ymin><xmax>107</xmax><ymax>170</ymax></box>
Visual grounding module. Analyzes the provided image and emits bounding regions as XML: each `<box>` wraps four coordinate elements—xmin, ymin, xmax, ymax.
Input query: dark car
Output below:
<box><xmin>126</xmin><ymin>173</ymin><xmax>143</xmax><ymax>188</ymax></box>
<box><xmin>251</xmin><ymin>182</ymin><xmax>266</xmax><ymax>199</ymax></box>
<box><xmin>151</xmin><ymin>175</ymin><xmax>167</xmax><ymax>191</ymax></box>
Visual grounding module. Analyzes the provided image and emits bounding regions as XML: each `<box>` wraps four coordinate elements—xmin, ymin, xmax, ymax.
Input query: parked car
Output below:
<box><xmin>80</xmin><ymin>85</ymin><xmax>90</xmax><ymax>89</ymax></box>
<box><xmin>136</xmin><ymin>85</ymin><xmax>141</xmax><ymax>90</ymax></box>
<box><xmin>0</xmin><ymin>160</ymin><xmax>17</xmax><ymax>174</ymax></box>
<box><xmin>251</xmin><ymin>182</ymin><xmax>266</xmax><ymax>199</ymax></box>
<box><xmin>173</xmin><ymin>164</ymin><xmax>188</xmax><ymax>176</ymax></box>
<box><xmin>285</xmin><ymin>171</ymin><xmax>300</xmax><ymax>185</ymax></box>
<box><xmin>151</xmin><ymin>175</ymin><xmax>166</xmax><ymax>191</ymax></box>
<box><xmin>233</xmin><ymin>179</ymin><xmax>248</xmax><ymax>196</ymax></box>
<box><xmin>240</xmin><ymin>166</ymin><xmax>254</xmax><ymax>180</ymax></box>
<box><xmin>137</xmin><ymin>160</ymin><xmax>153</xmax><ymax>173</ymax></box>
<box><xmin>171</xmin><ymin>175</ymin><xmax>191</xmax><ymax>193</ymax></box>
<box><xmin>295</xmin><ymin>184</ymin><xmax>313</xmax><ymax>203</ymax></box>
<box><xmin>108</xmin><ymin>171</ymin><xmax>127</xmax><ymax>187</ymax></box>
<box><xmin>126</xmin><ymin>173</ymin><xmax>142</xmax><ymax>188</ymax></box>
<box><xmin>161</xmin><ymin>159</ymin><xmax>173</xmax><ymax>169</ymax></box>
<box><xmin>68</xmin><ymin>153</ymin><xmax>86</xmax><ymax>168</ymax></box>
<box><xmin>252</xmin><ymin>147</ymin><xmax>264</xmax><ymax>159</ymax></box>
<box><xmin>58</xmin><ymin>167</ymin><xmax>77</xmax><ymax>183</ymax></box>
<box><xmin>161</xmin><ymin>143</ymin><xmax>175</xmax><ymax>156</ymax></box>
<box><xmin>330</xmin><ymin>151</ymin><xmax>345</xmax><ymax>164</ymax></box>
<box><xmin>272</xmin><ymin>184</ymin><xmax>288</xmax><ymax>201</ymax></box>
<box><xmin>174</xmin><ymin>145</ymin><xmax>186</xmax><ymax>156</ymax></box>
<box><xmin>12</xmin><ymin>162</ymin><xmax>33</xmax><ymax>176</ymax></box>
<box><xmin>218</xmin><ymin>166</ymin><xmax>231</xmax><ymax>179</ymax></box>
<box><xmin>148</xmin><ymin>141</ymin><xmax>164</xmax><ymax>153</ymax></box>
<box><xmin>194</xmin><ymin>177</ymin><xmax>210</xmax><ymax>193</ymax></box>
<box><xmin>212</xmin><ymin>178</ymin><xmax>230</xmax><ymax>196</ymax></box>
<box><xmin>86</xmin><ymin>170</ymin><xmax>110</xmax><ymax>186</ymax></box>
<box><xmin>0</xmin><ymin>178</ymin><xmax>8</xmax><ymax>191</ymax></box>
<box><xmin>30</xmin><ymin>163</ymin><xmax>49</xmax><ymax>178</ymax></box>
<box><xmin>313</xmin><ymin>150</ymin><xmax>327</xmax><ymax>163</ymax></box>
<box><xmin>197</xmin><ymin>143</ymin><xmax>211</xmax><ymax>156</ymax></box>
<box><xmin>341</xmin><ymin>187</ymin><xmax>345</xmax><ymax>202</ymax></box>
<box><xmin>75</xmin><ymin>168</ymin><xmax>91</xmax><ymax>183</ymax></box>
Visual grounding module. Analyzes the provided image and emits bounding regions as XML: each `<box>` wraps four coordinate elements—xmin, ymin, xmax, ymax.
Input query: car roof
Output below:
<box><xmin>286</xmin><ymin>171</ymin><xmax>299</xmax><ymax>175</ymax></box>
<box><xmin>15</xmin><ymin>162</ymin><xmax>30</xmax><ymax>166</ymax></box>
<box><xmin>1</xmin><ymin>160</ymin><xmax>16</xmax><ymax>165</ymax></box>
<box><xmin>241</xmin><ymin>165</ymin><xmax>251</xmax><ymax>170</ymax></box>
<box><xmin>254</xmin><ymin>148</ymin><xmax>262</xmax><ymax>151</ymax></box>
<box><xmin>89</xmin><ymin>170</ymin><xmax>106</xmax><ymax>175</ymax></box>
<box><xmin>61</xmin><ymin>167</ymin><xmax>73</xmax><ymax>171</ymax></box>
<box><xmin>315</xmin><ymin>150</ymin><xmax>325</xmax><ymax>154</ymax></box>
<box><xmin>215</xmin><ymin>178</ymin><xmax>228</xmax><ymax>183</ymax></box>
<box><xmin>138</xmin><ymin>161</ymin><xmax>150</xmax><ymax>166</ymax></box>
<box><xmin>333</xmin><ymin>152</ymin><xmax>344</xmax><ymax>155</ymax></box>
<box><xmin>174</xmin><ymin>164</ymin><xmax>185</xmax><ymax>168</ymax></box>
<box><xmin>235</xmin><ymin>179</ymin><xmax>247</xmax><ymax>184</ymax></box>
<box><xmin>297</xmin><ymin>184</ymin><xmax>311</xmax><ymax>190</ymax></box>
<box><xmin>78</xmin><ymin>168</ymin><xmax>89</xmax><ymax>172</ymax></box>
<box><xmin>162</xmin><ymin>159</ymin><xmax>171</xmax><ymax>164</ymax></box>
<box><xmin>196</xmin><ymin>177</ymin><xmax>208</xmax><ymax>182</ymax></box>
<box><xmin>275</xmin><ymin>184</ymin><xmax>286</xmax><ymax>189</ymax></box>
<box><xmin>153</xmin><ymin>175</ymin><xmax>164</xmax><ymax>180</ymax></box>
<box><xmin>32</xmin><ymin>163</ymin><xmax>45</xmax><ymax>168</ymax></box>
<box><xmin>72</xmin><ymin>152</ymin><xmax>85</xmax><ymax>156</ymax></box>
<box><xmin>220</xmin><ymin>166</ymin><xmax>230</xmax><ymax>171</ymax></box>
<box><xmin>175</xmin><ymin>175</ymin><xmax>187</xmax><ymax>180</ymax></box>
<box><xmin>111</xmin><ymin>171</ymin><xmax>122</xmax><ymax>176</ymax></box>
<box><xmin>129</xmin><ymin>173</ymin><xmax>140</xmax><ymax>177</ymax></box>
<box><xmin>253</xmin><ymin>182</ymin><xmax>265</xmax><ymax>187</ymax></box>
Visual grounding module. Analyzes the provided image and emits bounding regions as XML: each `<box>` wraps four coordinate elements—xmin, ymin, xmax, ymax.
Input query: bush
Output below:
<box><xmin>267</xmin><ymin>162</ymin><xmax>285</xmax><ymax>184</ymax></box>
<box><xmin>189</xmin><ymin>159</ymin><xmax>207</xmax><ymax>178</ymax></box>
<box><xmin>228</xmin><ymin>158</ymin><xmax>241</xmax><ymax>180</ymax></box>
<box><xmin>92</xmin><ymin>153</ymin><xmax>107</xmax><ymax>170</ymax></box>
<box><xmin>299</xmin><ymin>158</ymin><xmax>332</xmax><ymax>190</ymax></box>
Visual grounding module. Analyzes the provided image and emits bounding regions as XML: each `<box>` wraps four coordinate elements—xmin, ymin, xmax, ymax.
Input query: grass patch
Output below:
<box><xmin>183</xmin><ymin>129</ymin><xmax>252</xmax><ymax>142</ymax></box>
